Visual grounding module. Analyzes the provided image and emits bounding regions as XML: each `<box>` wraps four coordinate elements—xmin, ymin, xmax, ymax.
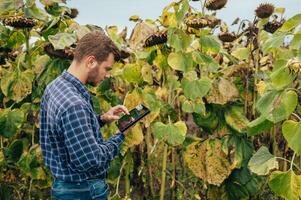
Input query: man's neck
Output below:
<box><xmin>67</xmin><ymin>61</ymin><xmax>87</xmax><ymax>84</ymax></box>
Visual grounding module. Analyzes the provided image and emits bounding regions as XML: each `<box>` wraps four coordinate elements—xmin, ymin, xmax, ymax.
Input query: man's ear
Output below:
<box><xmin>85</xmin><ymin>55</ymin><xmax>98</xmax><ymax>70</ymax></box>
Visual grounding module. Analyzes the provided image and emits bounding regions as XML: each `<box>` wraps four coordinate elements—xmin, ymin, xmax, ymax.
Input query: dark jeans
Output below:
<box><xmin>51</xmin><ymin>178</ymin><xmax>109</xmax><ymax>200</ymax></box>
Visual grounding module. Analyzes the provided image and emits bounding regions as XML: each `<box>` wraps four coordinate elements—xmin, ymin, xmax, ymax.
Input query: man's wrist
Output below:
<box><xmin>100</xmin><ymin>114</ymin><xmax>107</xmax><ymax>123</ymax></box>
<box><xmin>97</xmin><ymin>114</ymin><xmax>107</xmax><ymax>127</ymax></box>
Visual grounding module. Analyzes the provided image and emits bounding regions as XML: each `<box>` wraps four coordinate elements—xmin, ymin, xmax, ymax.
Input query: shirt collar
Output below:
<box><xmin>61</xmin><ymin>69</ymin><xmax>91</xmax><ymax>102</ymax></box>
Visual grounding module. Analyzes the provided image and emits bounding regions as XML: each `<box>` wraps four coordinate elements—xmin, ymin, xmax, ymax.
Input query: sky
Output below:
<box><xmin>65</xmin><ymin>0</ymin><xmax>301</xmax><ymax>34</ymax></box>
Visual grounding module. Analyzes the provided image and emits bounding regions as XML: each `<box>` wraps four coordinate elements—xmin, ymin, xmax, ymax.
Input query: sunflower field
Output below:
<box><xmin>1</xmin><ymin>0</ymin><xmax>301</xmax><ymax>199</ymax></box>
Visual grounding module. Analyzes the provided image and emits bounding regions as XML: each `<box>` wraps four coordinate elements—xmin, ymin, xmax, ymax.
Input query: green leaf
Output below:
<box><xmin>262</xmin><ymin>34</ymin><xmax>285</xmax><ymax>54</ymax></box>
<box><xmin>256</xmin><ymin>90</ymin><xmax>279</xmax><ymax>115</ymax></box>
<box><xmin>225</xmin><ymin>165</ymin><xmax>265</xmax><ymax>199</ymax></box>
<box><xmin>199</xmin><ymin>35</ymin><xmax>221</xmax><ymax>54</ymax></box>
<box><xmin>141</xmin><ymin>64</ymin><xmax>153</xmax><ymax>84</ymax></box>
<box><xmin>224</xmin><ymin>106</ymin><xmax>249</xmax><ymax>133</ymax></box>
<box><xmin>166</xmin><ymin>74</ymin><xmax>181</xmax><ymax>91</ymax></box>
<box><xmin>254</xmin><ymin>89</ymin><xmax>297</xmax><ymax>125</ymax></box>
<box><xmin>248</xmin><ymin>146</ymin><xmax>278</xmax><ymax>176</ymax></box>
<box><xmin>290</xmin><ymin>34</ymin><xmax>301</xmax><ymax>50</ymax></box>
<box><xmin>143</xmin><ymin>90</ymin><xmax>162</xmax><ymax>111</ymax></box>
<box><xmin>231</xmin><ymin>47</ymin><xmax>249</xmax><ymax>60</ymax></box>
<box><xmin>192</xmin><ymin>51</ymin><xmax>214</xmax><ymax>65</ymax></box>
<box><xmin>8</xmin><ymin>139</ymin><xmax>24</xmax><ymax>163</ymax></box>
<box><xmin>167</xmin><ymin>27</ymin><xmax>192</xmax><ymax>51</ymax></box>
<box><xmin>122</xmin><ymin>63</ymin><xmax>142</xmax><ymax>84</ymax></box>
<box><xmin>153</xmin><ymin>121</ymin><xmax>187</xmax><ymax>146</ymax></box>
<box><xmin>193</xmin><ymin>108</ymin><xmax>219</xmax><ymax>132</ymax></box>
<box><xmin>282</xmin><ymin>120</ymin><xmax>301</xmax><ymax>155</ymax></box>
<box><xmin>181</xmin><ymin>77</ymin><xmax>211</xmax><ymax>100</ymax></box>
<box><xmin>7</xmin><ymin>30</ymin><xmax>26</xmax><ymax>49</ymax></box>
<box><xmin>24</xmin><ymin>4</ymin><xmax>48</xmax><ymax>21</ymax></box>
<box><xmin>0</xmin><ymin>108</ymin><xmax>24</xmax><ymax>138</ymax></box>
<box><xmin>269</xmin><ymin>170</ymin><xmax>301</xmax><ymax>200</ymax></box>
<box><xmin>222</xmin><ymin>134</ymin><xmax>253</xmax><ymax>169</ymax></box>
<box><xmin>267</xmin><ymin>90</ymin><xmax>298</xmax><ymax>123</ymax></box>
<box><xmin>167</xmin><ymin>52</ymin><xmax>194</xmax><ymax>72</ymax></box>
<box><xmin>48</xmin><ymin>32</ymin><xmax>77</xmax><ymax>50</ymax></box>
<box><xmin>35</xmin><ymin>58</ymin><xmax>69</xmax><ymax>98</ymax></box>
<box><xmin>182</xmin><ymin>100</ymin><xmax>194</xmax><ymax>113</ymax></box>
<box><xmin>175</xmin><ymin>0</ymin><xmax>189</xmax><ymax>24</ymax></box>
<box><xmin>182</xmin><ymin>98</ymin><xmax>205</xmax><ymax>114</ymax></box>
<box><xmin>279</xmin><ymin>14</ymin><xmax>301</xmax><ymax>32</ymax></box>
<box><xmin>159</xmin><ymin>2</ymin><xmax>177</xmax><ymax>27</ymax></box>
<box><xmin>270</xmin><ymin>65</ymin><xmax>294</xmax><ymax>90</ymax></box>
<box><xmin>0</xmin><ymin>0</ymin><xmax>24</xmax><ymax>15</ymax></box>
<box><xmin>0</xmin><ymin>69</ymin><xmax>34</xmax><ymax>103</ymax></box>
<box><xmin>247</xmin><ymin>115</ymin><xmax>273</xmax><ymax>136</ymax></box>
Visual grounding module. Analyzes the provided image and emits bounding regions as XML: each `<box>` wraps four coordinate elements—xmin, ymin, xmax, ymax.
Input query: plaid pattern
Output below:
<box><xmin>39</xmin><ymin>69</ymin><xmax>124</xmax><ymax>182</ymax></box>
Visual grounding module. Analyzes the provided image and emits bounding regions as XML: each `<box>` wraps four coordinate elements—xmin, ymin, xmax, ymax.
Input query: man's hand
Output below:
<box><xmin>100</xmin><ymin>105</ymin><xmax>130</xmax><ymax>124</ymax></box>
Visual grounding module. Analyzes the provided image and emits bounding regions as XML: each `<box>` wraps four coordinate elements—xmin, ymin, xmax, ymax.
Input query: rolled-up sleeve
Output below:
<box><xmin>61</xmin><ymin>104</ymin><xmax>124</xmax><ymax>172</ymax></box>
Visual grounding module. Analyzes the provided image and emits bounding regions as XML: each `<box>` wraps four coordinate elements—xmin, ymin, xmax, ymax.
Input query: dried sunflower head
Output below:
<box><xmin>205</xmin><ymin>0</ymin><xmax>228</xmax><ymax>11</ymax></box>
<box><xmin>208</xmin><ymin>18</ymin><xmax>221</xmax><ymax>28</ymax></box>
<box><xmin>185</xmin><ymin>16</ymin><xmax>210</xmax><ymax>29</ymax></box>
<box><xmin>287</xmin><ymin>58</ymin><xmax>301</xmax><ymax>74</ymax></box>
<box><xmin>65</xmin><ymin>8</ymin><xmax>79</xmax><ymax>19</ymax></box>
<box><xmin>44</xmin><ymin>43</ymin><xmax>74</xmax><ymax>59</ymax></box>
<box><xmin>255</xmin><ymin>3</ymin><xmax>274</xmax><ymax>19</ymax></box>
<box><xmin>218</xmin><ymin>32</ymin><xmax>237</xmax><ymax>42</ymax></box>
<box><xmin>2</xmin><ymin>16</ymin><xmax>37</xmax><ymax>28</ymax></box>
<box><xmin>263</xmin><ymin>19</ymin><xmax>285</xmax><ymax>33</ymax></box>
<box><xmin>144</xmin><ymin>31</ymin><xmax>167</xmax><ymax>48</ymax></box>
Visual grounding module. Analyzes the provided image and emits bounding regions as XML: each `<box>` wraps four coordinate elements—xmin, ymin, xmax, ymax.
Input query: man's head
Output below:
<box><xmin>73</xmin><ymin>31</ymin><xmax>120</xmax><ymax>86</ymax></box>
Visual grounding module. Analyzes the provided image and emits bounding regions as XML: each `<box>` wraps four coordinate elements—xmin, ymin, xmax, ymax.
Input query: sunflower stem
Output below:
<box><xmin>160</xmin><ymin>143</ymin><xmax>168</xmax><ymax>200</ymax></box>
<box><xmin>290</xmin><ymin>153</ymin><xmax>296</xmax><ymax>171</ymax></box>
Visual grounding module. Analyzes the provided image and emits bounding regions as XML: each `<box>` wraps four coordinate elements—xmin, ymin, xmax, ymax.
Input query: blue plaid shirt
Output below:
<box><xmin>39</xmin><ymin>69</ymin><xmax>125</xmax><ymax>182</ymax></box>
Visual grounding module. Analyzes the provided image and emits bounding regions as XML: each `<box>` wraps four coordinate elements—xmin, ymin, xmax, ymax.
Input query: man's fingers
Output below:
<box><xmin>111</xmin><ymin>115</ymin><xmax>120</xmax><ymax>120</ymax></box>
<box><xmin>114</xmin><ymin>105</ymin><xmax>130</xmax><ymax>115</ymax></box>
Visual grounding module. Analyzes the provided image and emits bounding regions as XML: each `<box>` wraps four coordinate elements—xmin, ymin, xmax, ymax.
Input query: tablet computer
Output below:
<box><xmin>116</xmin><ymin>104</ymin><xmax>150</xmax><ymax>132</ymax></box>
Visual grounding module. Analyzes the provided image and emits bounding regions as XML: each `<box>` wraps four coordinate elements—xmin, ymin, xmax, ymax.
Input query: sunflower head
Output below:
<box><xmin>263</xmin><ymin>19</ymin><xmax>285</xmax><ymax>33</ymax></box>
<box><xmin>185</xmin><ymin>16</ymin><xmax>210</xmax><ymax>29</ymax></box>
<box><xmin>255</xmin><ymin>3</ymin><xmax>274</xmax><ymax>19</ymax></box>
<box><xmin>144</xmin><ymin>31</ymin><xmax>168</xmax><ymax>48</ymax></box>
<box><xmin>218</xmin><ymin>32</ymin><xmax>237</xmax><ymax>42</ymax></box>
<box><xmin>2</xmin><ymin>16</ymin><xmax>37</xmax><ymax>28</ymax></box>
<box><xmin>65</xmin><ymin>8</ymin><xmax>79</xmax><ymax>18</ymax></box>
<box><xmin>44</xmin><ymin>43</ymin><xmax>74</xmax><ymax>59</ymax></box>
<box><xmin>205</xmin><ymin>0</ymin><xmax>228</xmax><ymax>11</ymax></box>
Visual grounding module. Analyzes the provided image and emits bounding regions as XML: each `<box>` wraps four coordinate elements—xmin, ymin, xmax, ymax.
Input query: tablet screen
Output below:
<box><xmin>116</xmin><ymin>104</ymin><xmax>150</xmax><ymax>132</ymax></box>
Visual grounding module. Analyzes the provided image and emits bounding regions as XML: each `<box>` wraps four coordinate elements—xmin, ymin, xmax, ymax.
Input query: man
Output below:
<box><xmin>39</xmin><ymin>31</ymin><xmax>129</xmax><ymax>200</ymax></box>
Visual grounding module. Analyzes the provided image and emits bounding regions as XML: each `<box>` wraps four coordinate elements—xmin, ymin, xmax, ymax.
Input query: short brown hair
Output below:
<box><xmin>74</xmin><ymin>31</ymin><xmax>120</xmax><ymax>63</ymax></box>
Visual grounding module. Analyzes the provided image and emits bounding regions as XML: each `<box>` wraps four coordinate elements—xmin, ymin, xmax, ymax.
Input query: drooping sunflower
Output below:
<box><xmin>218</xmin><ymin>32</ymin><xmax>237</xmax><ymax>42</ymax></box>
<box><xmin>205</xmin><ymin>0</ymin><xmax>228</xmax><ymax>11</ymax></box>
<box><xmin>2</xmin><ymin>16</ymin><xmax>37</xmax><ymax>28</ymax></box>
<box><xmin>44</xmin><ymin>43</ymin><xmax>75</xmax><ymax>59</ymax></box>
<box><xmin>144</xmin><ymin>31</ymin><xmax>168</xmax><ymax>48</ymax></box>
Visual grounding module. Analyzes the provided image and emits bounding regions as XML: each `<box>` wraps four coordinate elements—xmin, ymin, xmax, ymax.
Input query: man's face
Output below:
<box><xmin>87</xmin><ymin>53</ymin><xmax>114</xmax><ymax>86</ymax></box>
